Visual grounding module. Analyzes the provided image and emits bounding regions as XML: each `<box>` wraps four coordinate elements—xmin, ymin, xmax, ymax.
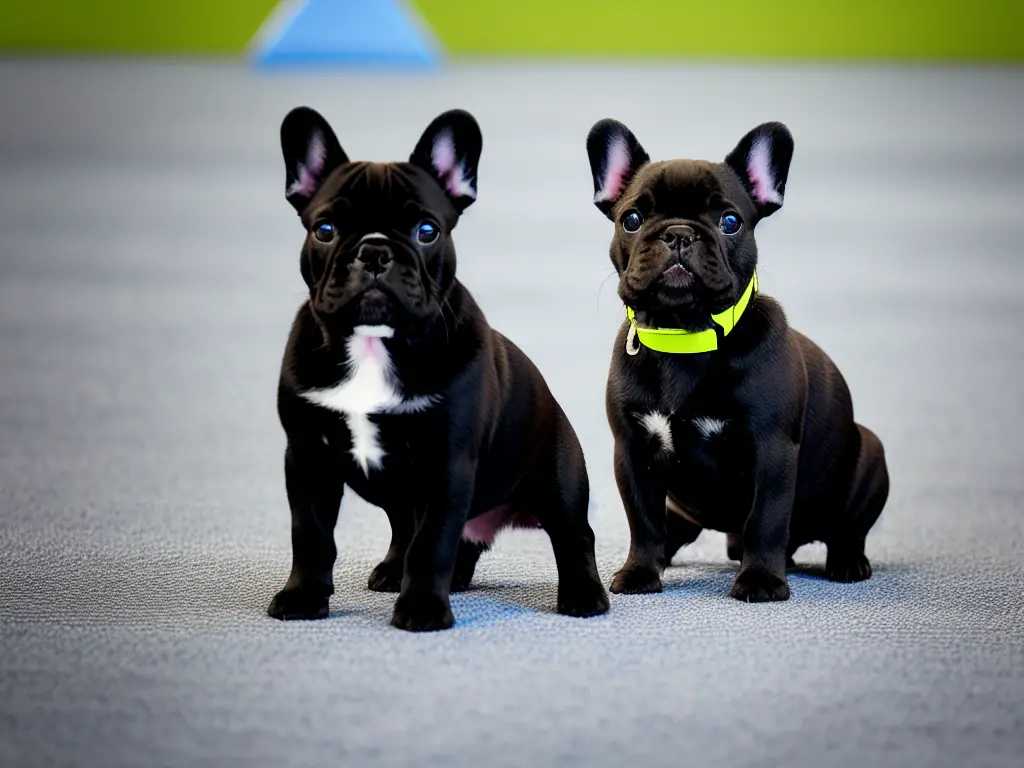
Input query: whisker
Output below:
<box><xmin>438</xmin><ymin>297</ymin><xmax>452</xmax><ymax>345</ymax></box>
<box><xmin>597</xmin><ymin>269</ymin><xmax>617</xmax><ymax>312</ymax></box>
<box><xmin>424</xmin><ymin>271</ymin><xmax>452</xmax><ymax>345</ymax></box>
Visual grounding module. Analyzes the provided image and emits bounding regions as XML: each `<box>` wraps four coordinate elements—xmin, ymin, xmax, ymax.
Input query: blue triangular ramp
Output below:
<box><xmin>254</xmin><ymin>0</ymin><xmax>439</xmax><ymax>67</ymax></box>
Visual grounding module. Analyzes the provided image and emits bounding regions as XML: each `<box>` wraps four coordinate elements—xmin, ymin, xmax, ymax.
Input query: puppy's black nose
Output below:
<box><xmin>358</xmin><ymin>244</ymin><xmax>393</xmax><ymax>277</ymax></box>
<box><xmin>661</xmin><ymin>225</ymin><xmax>698</xmax><ymax>250</ymax></box>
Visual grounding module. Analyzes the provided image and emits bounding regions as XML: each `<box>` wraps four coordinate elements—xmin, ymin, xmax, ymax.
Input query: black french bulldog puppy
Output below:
<box><xmin>267</xmin><ymin>107</ymin><xmax>608</xmax><ymax>631</ymax></box>
<box><xmin>586</xmin><ymin>119</ymin><xmax>889</xmax><ymax>601</ymax></box>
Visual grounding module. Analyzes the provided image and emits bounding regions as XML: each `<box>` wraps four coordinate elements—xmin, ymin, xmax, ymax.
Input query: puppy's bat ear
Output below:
<box><xmin>587</xmin><ymin>119</ymin><xmax>650</xmax><ymax>220</ymax></box>
<box><xmin>725</xmin><ymin>122</ymin><xmax>794</xmax><ymax>218</ymax></box>
<box><xmin>280</xmin><ymin>107</ymin><xmax>348</xmax><ymax>214</ymax></box>
<box><xmin>410</xmin><ymin>109</ymin><xmax>482</xmax><ymax>212</ymax></box>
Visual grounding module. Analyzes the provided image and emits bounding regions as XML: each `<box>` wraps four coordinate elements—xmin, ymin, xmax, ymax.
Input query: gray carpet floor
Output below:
<box><xmin>1</xmin><ymin>60</ymin><xmax>1022</xmax><ymax>768</ymax></box>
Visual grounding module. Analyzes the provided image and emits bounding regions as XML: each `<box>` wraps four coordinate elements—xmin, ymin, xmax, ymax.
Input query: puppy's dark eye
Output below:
<box><xmin>416</xmin><ymin>220</ymin><xmax>440</xmax><ymax>245</ymax></box>
<box><xmin>313</xmin><ymin>221</ymin><xmax>336</xmax><ymax>243</ymax></box>
<box><xmin>719</xmin><ymin>212</ymin><xmax>742</xmax><ymax>236</ymax></box>
<box><xmin>622</xmin><ymin>210</ymin><xmax>643</xmax><ymax>233</ymax></box>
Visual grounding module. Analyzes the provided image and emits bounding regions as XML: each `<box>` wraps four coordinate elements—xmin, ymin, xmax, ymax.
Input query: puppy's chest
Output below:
<box><xmin>639</xmin><ymin>409</ymin><xmax>736</xmax><ymax>462</ymax></box>
<box><xmin>636</xmin><ymin>386</ymin><xmax>750</xmax><ymax>470</ymax></box>
<box><xmin>638</xmin><ymin>398</ymin><xmax>754</xmax><ymax>526</ymax></box>
<box><xmin>300</xmin><ymin>331</ymin><xmax>440</xmax><ymax>478</ymax></box>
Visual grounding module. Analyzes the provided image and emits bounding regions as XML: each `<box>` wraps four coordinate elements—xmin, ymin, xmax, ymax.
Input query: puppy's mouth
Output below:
<box><xmin>356</xmin><ymin>274</ymin><xmax>434</xmax><ymax>326</ymax></box>
<box><xmin>362</xmin><ymin>277</ymin><xmax>418</xmax><ymax>312</ymax></box>
<box><xmin>357</xmin><ymin>285</ymin><xmax>394</xmax><ymax>325</ymax></box>
<box><xmin>660</xmin><ymin>263</ymin><xmax>695</xmax><ymax>289</ymax></box>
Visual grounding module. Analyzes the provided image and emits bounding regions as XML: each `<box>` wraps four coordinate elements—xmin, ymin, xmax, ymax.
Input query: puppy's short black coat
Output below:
<box><xmin>268</xmin><ymin>108</ymin><xmax>608</xmax><ymax>630</ymax></box>
<box><xmin>587</xmin><ymin>120</ymin><xmax>889</xmax><ymax>601</ymax></box>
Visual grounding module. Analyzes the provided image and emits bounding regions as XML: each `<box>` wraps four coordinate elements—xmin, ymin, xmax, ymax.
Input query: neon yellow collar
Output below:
<box><xmin>626</xmin><ymin>272</ymin><xmax>759</xmax><ymax>354</ymax></box>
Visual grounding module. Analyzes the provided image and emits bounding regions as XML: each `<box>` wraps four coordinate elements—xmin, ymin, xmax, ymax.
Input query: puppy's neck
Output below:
<box><xmin>346</xmin><ymin>325</ymin><xmax>395</xmax><ymax>371</ymax></box>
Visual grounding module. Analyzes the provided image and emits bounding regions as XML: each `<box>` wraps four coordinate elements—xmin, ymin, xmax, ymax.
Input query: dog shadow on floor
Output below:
<box><xmin>449</xmin><ymin>588</ymin><xmax>545</xmax><ymax>627</ymax></box>
<box><xmin>326</xmin><ymin>584</ymin><xmax>556</xmax><ymax>629</ymax></box>
<box><xmin>660</xmin><ymin>559</ymin><xmax>915</xmax><ymax>604</ymax></box>
<box><xmin>316</xmin><ymin>562</ymin><xmax>566</xmax><ymax>628</ymax></box>
<box><xmin>296</xmin><ymin>552</ymin><xmax>917</xmax><ymax>628</ymax></box>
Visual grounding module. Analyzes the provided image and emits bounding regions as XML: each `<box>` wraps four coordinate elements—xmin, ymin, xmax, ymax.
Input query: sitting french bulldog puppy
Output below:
<box><xmin>586</xmin><ymin>119</ymin><xmax>889</xmax><ymax>601</ymax></box>
<box><xmin>267</xmin><ymin>107</ymin><xmax>608</xmax><ymax>631</ymax></box>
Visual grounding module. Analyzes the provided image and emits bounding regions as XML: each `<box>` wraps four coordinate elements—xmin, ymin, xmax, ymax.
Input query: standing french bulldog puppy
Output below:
<box><xmin>268</xmin><ymin>107</ymin><xmax>608</xmax><ymax>631</ymax></box>
<box><xmin>586</xmin><ymin>119</ymin><xmax>889</xmax><ymax>602</ymax></box>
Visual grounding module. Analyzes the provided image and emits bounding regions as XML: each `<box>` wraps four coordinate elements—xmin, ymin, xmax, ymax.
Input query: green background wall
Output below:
<box><xmin>0</xmin><ymin>0</ymin><xmax>280</xmax><ymax>53</ymax></box>
<box><xmin>411</xmin><ymin>0</ymin><xmax>1024</xmax><ymax>60</ymax></box>
<box><xmin>0</xmin><ymin>0</ymin><xmax>1020</xmax><ymax>59</ymax></box>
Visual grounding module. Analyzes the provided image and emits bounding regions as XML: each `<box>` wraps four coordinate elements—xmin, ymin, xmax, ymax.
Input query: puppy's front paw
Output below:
<box><xmin>826</xmin><ymin>552</ymin><xmax>872</xmax><ymax>583</ymax></box>
<box><xmin>267</xmin><ymin>586</ymin><xmax>330</xmax><ymax>620</ymax></box>
<box><xmin>391</xmin><ymin>590</ymin><xmax>454</xmax><ymax>632</ymax></box>
<box><xmin>367</xmin><ymin>558</ymin><xmax>403</xmax><ymax>593</ymax></box>
<box><xmin>730</xmin><ymin>568</ymin><xmax>790</xmax><ymax>603</ymax></box>
<box><xmin>558</xmin><ymin>580</ymin><xmax>610</xmax><ymax>618</ymax></box>
<box><xmin>609</xmin><ymin>565</ymin><xmax>663</xmax><ymax>594</ymax></box>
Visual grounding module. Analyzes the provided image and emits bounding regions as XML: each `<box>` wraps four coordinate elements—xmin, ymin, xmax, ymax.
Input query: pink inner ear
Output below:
<box><xmin>431</xmin><ymin>130</ymin><xmax>476</xmax><ymax>199</ymax></box>
<box><xmin>287</xmin><ymin>130</ymin><xmax>327</xmax><ymax>198</ymax></box>
<box><xmin>594</xmin><ymin>136</ymin><xmax>631</xmax><ymax>203</ymax></box>
<box><xmin>746</xmin><ymin>136</ymin><xmax>783</xmax><ymax>206</ymax></box>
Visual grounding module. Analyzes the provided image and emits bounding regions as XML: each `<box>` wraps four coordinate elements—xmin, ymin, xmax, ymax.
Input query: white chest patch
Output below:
<box><xmin>640</xmin><ymin>411</ymin><xmax>674</xmax><ymax>454</ymax></box>
<box><xmin>300</xmin><ymin>326</ymin><xmax>440</xmax><ymax>475</ymax></box>
<box><xmin>692</xmin><ymin>416</ymin><xmax>728</xmax><ymax>438</ymax></box>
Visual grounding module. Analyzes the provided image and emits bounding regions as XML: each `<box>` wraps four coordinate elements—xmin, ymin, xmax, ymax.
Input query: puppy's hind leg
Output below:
<box><xmin>726</xmin><ymin>533</ymin><xmax>744</xmax><ymax>562</ymax></box>
<box><xmin>368</xmin><ymin>506</ymin><xmax>414</xmax><ymax>593</ymax></box>
<box><xmin>826</xmin><ymin>425</ymin><xmax>889</xmax><ymax>583</ymax></box>
<box><xmin>531</xmin><ymin>421</ymin><xmax>609</xmax><ymax>618</ymax></box>
<box><xmin>451</xmin><ymin>539</ymin><xmax>490</xmax><ymax>592</ymax></box>
<box><xmin>665</xmin><ymin>499</ymin><xmax>702</xmax><ymax>565</ymax></box>
<box><xmin>374</xmin><ymin>507</ymin><xmax>492</xmax><ymax>594</ymax></box>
